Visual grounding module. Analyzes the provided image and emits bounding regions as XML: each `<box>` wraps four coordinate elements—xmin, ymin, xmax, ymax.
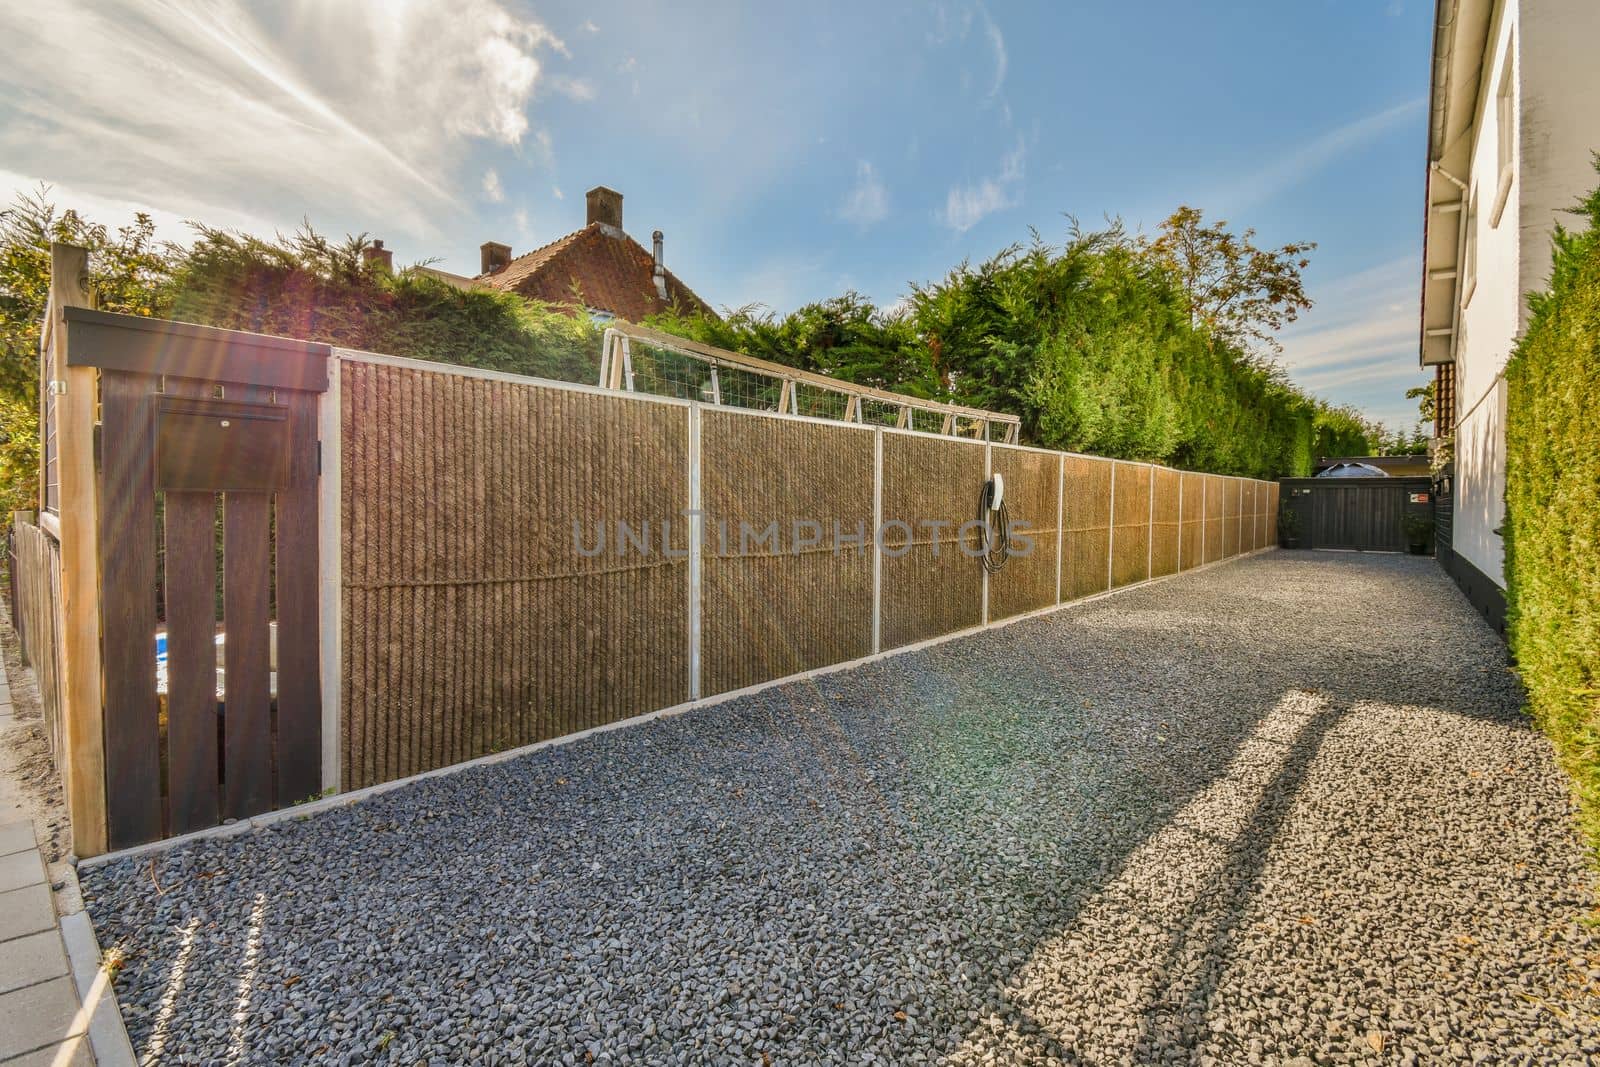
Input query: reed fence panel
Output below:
<box><xmin>699</xmin><ymin>411</ymin><xmax>874</xmax><ymax>696</ymax></box>
<box><xmin>340</xmin><ymin>360</ymin><xmax>689</xmax><ymax>789</ymax></box>
<box><xmin>987</xmin><ymin>447</ymin><xmax>1062</xmax><ymax>621</ymax></box>
<box><xmin>878</xmin><ymin>433</ymin><xmax>985</xmax><ymax>649</ymax></box>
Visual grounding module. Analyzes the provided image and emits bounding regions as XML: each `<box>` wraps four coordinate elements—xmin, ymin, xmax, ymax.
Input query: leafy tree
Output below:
<box><xmin>1405</xmin><ymin>380</ymin><xmax>1436</xmax><ymax>427</ymax></box>
<box><xmin>651</xmin><ymin>215</ymin><xmax>1377</xmax><ymax>477</ymax></box>
<box><xmin>1140</xmin><ymin>205</ymin><xmax>1315</xmax><ymax>355</ymax></box>
<box><xmin>169</xmin><ymin>224</ymin><xmax>602</xmax><ymax>382</ymax></box>
<box><xmin>0</xmin><ymin>186</ymin><xmax>172</xmax><ymax>516</ymax></box>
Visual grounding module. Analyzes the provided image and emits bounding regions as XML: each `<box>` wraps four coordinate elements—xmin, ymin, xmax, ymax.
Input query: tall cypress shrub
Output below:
<box><xmin>1505</xmin><ymin>166</ymin><xmax>1600</xmax><ymax>847</ymax></box>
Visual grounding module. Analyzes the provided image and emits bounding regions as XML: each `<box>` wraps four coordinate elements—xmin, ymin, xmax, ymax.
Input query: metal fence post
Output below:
<box><xmin>1054</xmin><ymin>455</ymin><xmax>1064</xmax><ymax>603</ymax></box>
<box><xmin>318</xmin><ymin>355</ymin><xmax>344</xmax><ymax>792</ymax></box>
<box><xmin>1106</xmin><ymin>461</ymin><xmax>1116</xmax><ymax>590</ymax></box>
<box><xmin>687</xmin><ymin>403</ymin><xmax>703</xmax><ymax>701</ymax></box>
<box><xmin>871</xmin><ymin>428</ymin><xmax>883</xmax><ymax>655</ymax></box>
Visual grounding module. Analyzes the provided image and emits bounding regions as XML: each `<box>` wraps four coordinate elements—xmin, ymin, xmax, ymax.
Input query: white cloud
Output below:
<box><xmin>1278</xmin><ymin>256</ymin><xmax>1430</xmax><ymax>425</ymax></box>
<box><xmin>581</xmin><ymin>19</ymin><xmax>600</xmax><ymax>33</ymax></box>
<box><xmin>939</xmin><ymin>141</ymin><xmax>1025</xmax><ymax>232</ymax></box>
<box><xmin>1212</xmin><ymin>98</ymin><xmax>1425</xmax><ymax>215</ymax></box>
<box><xmin>0</xmin><ymin>0</ymin><xmax>569</xmax><ymax>239</ymax></box>
<box><xmin>839</xmin><ymin>161</ymin><xmax>889</xmax><ymax>226</ymax></box>
<box><xmin>482</xmin><ymin>168</ymin><xmax>505</xmax><ymax>203</ymax></box>
<box><xmin>548</xmin><ymin>76</ymin><xmax>595</xmax><ymax>101</ymax></box>
<box><xmin>980</xmin><ymin>6</ymin><xmax>1007</xmax><ymax>99</ymax></box>
<box><xmin>619</xmin><ymin>56</ymin><xmax>640</xmax><ymax>96</ymax></box>
<box><xmin>552</xmin><ymin>186</ymin><xmax>564</xmax><ymax>200</ymax></box>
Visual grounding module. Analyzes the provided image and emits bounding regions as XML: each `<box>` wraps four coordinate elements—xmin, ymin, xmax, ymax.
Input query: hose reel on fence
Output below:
<box><xmin>977</xmin><ymin>472</ymin><xmax>1011</xmax><ymax>573</ymax></box>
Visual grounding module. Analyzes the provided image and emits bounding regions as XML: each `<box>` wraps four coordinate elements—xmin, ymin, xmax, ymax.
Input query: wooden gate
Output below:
<box><xmin>1278</xmin><ymin>476</ymin><xmax>1432</xmax><ymax>552</ymax></box>
<box><xmin>64</xmin><ymin>305</ymin><xmax>330</xmax><ymax>849</ymax></box>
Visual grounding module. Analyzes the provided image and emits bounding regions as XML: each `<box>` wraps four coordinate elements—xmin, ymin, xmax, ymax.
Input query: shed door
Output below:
<box><xmin>1308</xmin><ymin>484</ymin><xmax>1406</xmax><ymax>551</ymax></box>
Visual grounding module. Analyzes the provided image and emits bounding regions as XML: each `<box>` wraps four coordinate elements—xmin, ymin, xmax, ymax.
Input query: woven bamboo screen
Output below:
<box><xmin>988</xmin><ymin>446</ymin><xmax>1061</xmax><ymax>621</ymax></box>
<box><xmin>1179</xmin><ymin>472</ymin><xmax>1205</xmax><ymax>571</ymax></box>
<box><xmin>1203</xmin><ymin>476</ymin><xmax>1225</xmax><ymax>564</ymax></box>
<box><xmin>1150</xmin><ymin>467</ymin><xmax>1181</xmax><ymax>577</ymax></box>
<box><xmin>337</xmin><ymin>354</ymin><xmax>1281</xmax><ymax>789</ymax></box>
<box><xmin>340</xmin><ymin>361</ymin><xmax>690</xmax><ymax>790</ymax></box>
<box><xmin>1111</xmin><ymin>462</ymin><xmax>1152</xmax><ymax>588</ymax></box>
<box><xmin>879</xmin><ymin>433</ymin><xmax>985</xmax><ymax>649</ymax></box>
<box><xmin>1061</xmin><ymin>456</ymin><xmax>1113</xmax><ymax>601</ymax></box>
<box><xmin>1237</xmin><ymin>481</ymin><xmax>1253</xmax><ymax>552</ymax></box>
<box><xmin>1248</xmin><ymin>481</ymin><xmax>1264</xmax><ymax>551</ymax></box>
<box><xmin>700</xmin><ymin>411</ymin><xmax>874</xmax><ymax>696</ymax></box>
<box><xmin>1223</xmin><ymin>478</ymin><xmax>1243</xmax><ymax>557</ymax></box>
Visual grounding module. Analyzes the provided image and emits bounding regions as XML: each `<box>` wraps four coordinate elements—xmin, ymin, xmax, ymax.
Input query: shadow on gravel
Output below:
<box><xmin>77</xmin><ymin>553</ymin><xmax>1595</xmax><ymax>1065</ymax></box>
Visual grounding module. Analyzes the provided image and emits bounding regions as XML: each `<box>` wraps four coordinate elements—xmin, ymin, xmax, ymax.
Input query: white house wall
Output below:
<box><xmin>1447</xmin><ymin>0</ymin><xmax>1600</xmax><ymax>590</ymax></box>
<box><xmin>1450</xmin><ymin>0</ymin><xmax>1518</xmax><ymax>588</ymax></box>
<box><xmin>1517</xmin><ymin>1</ymin><xmax>1600</xmax><ymax>307</ymax></box>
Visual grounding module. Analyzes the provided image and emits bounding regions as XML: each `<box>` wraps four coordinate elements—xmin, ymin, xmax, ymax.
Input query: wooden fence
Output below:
<box><xmin>334</xmin><ymin>352</ymin><xmax>1280</xmax><ymax>791</ymax></box>
<box><xmin>27</xmin><ymin>244</ymin><xmax>1279</xmax><ymax>855</ymax></box>
<box><xmin>8</xmin><ymin>516</ymin><xmax>65</xmax><ymax>759</ymax></box>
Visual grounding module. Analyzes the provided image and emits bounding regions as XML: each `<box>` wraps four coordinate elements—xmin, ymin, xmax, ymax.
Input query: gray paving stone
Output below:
<box><xmin>0</xmin><ymin>930</ymin><xmax>69</xmax><ymax>995</ymax></box>
<box><xmin>0</xmin><ymin>883</ymin><xmax>55</xmax><ymax>942</ymax></box>
<box><xmin>1</xmin><ymin>1035</ymin><xmax>94</xmax><ymax>1066</ymax></box>
<box><xmin>0</xmin><ymin>978</ymin><xmax>84</xmax><ymax>1060</ymax></box>
<box><xmin>0</xmin><ymin>820</ymin><xmax>37</xmax><ymax>857</ymax></box>
<box><xmin>0</xmin><ymin>850</ymin><xmax>45</xmax><ymax>894</ymax></box>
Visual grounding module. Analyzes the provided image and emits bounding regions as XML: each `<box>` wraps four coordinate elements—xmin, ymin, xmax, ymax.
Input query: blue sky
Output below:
<box><xmin>0</xmin><ymin>0</ymin><xmax>1432</xmax><ymax>427</ymax></box>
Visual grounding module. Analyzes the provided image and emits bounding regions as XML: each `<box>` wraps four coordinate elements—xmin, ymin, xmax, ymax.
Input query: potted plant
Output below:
<box><xmin>1402</xmin><ymin>513</ymin><xmax>1433</xmax><ymax>555</ymax></box>
<box><xmin>1278</xmin><ymin>502</ymin><xmax>1301</xmax><ymax>549</ymax></box>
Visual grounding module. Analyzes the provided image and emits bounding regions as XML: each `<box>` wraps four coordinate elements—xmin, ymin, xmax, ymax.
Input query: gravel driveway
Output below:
<box><xmin>82</xmin><ymin>553</ymin><xmax>1600</xmax><ymax>1065</ymax></box>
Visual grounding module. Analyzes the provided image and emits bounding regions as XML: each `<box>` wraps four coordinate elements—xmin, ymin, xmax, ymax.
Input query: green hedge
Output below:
<box><xmin>1505</xmin><ymin>166</ymin><xmax>1600</xmax><ymax>848</ymax></box>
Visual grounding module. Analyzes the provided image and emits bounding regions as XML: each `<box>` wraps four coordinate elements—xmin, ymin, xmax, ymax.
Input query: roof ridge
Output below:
<box><xmin>476</xmin><ymin>223</ymin><xmax>594</xmax><ymax>280</ymax></box>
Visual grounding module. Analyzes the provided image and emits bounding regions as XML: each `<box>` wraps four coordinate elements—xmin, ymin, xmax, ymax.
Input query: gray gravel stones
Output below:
<box><xmin>81</xmin><ymin>553</ymin><xmax>1600</xmax><ymax>1064</ymax></box>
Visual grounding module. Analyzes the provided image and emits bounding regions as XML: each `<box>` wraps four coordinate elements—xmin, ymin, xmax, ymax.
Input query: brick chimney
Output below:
<box><xmin>480</xmin><ymin>241</ymin><xmax>512</xmax><ymax>274</ymax></box>
<box><xmin>586</xmin><ymin>186</ymin><xmax>623</xmax><ymax>231</ymax></box>
<box><xmin>362</xmin><ymin>239</ymin><xmax>393</xmax><ymax>272</ymax></box>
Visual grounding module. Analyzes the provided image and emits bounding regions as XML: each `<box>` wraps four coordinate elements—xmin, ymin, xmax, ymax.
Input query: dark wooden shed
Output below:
<box><xmin>1277</xmin><ymin>476</ymin><xmax>1434</xmax><ymax>553</ymax></box>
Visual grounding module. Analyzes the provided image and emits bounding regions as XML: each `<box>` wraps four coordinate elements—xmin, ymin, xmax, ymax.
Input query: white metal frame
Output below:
<box><xmin>599</xmin><ymin>325</ymin><xmax>1021</xmax><ymax>445</ymax></box>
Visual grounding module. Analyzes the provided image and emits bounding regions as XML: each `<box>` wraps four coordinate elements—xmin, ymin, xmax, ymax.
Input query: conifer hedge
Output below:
<box><xmin>1505</xmin><ymin>167</ymin><xmax>1600</xmax><ymax>848</ymax></box>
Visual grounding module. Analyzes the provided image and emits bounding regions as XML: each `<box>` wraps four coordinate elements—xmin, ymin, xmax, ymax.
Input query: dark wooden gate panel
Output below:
<box><xmin>98</xmin><ymin>370</ymin><xmax>162</xmax><ymax>847</ymax></box>
<box><xmin>1280</xmin><ymin>476</ymin><xmax>1432</xmax><ymax>553</ymax></box>
<box><xmin>70</xmin><ymin>308</ymin><xmax>330</xmax><ymax>850</ymax></box>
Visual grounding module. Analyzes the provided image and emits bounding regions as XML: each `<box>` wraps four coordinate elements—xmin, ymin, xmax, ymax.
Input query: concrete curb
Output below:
<box><xmin>59</xmin><ymin>908</ymin><xmax>137</xmax><ymax>1067</ymax></box>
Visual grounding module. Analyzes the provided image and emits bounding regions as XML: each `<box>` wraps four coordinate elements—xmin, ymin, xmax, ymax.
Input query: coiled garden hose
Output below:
<box><xmin>977</xmin><ymin>479</ymin><xmax>1011</xmax><ymax>573</ymax></box>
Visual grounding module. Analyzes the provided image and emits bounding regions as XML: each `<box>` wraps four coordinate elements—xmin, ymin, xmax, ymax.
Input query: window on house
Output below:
<box><xmin>1492</xmin><ymin>40</ymin><xmax>1515</xmax><ymax>227</ymax></box>
<box><xmin>1462</xmin><ymin>190</ymin><xmax>1478</xmax><ymax>308</ymax></box>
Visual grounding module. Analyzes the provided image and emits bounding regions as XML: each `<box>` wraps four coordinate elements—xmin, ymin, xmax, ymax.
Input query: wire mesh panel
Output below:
<box><xmin>716</xmin><ymin>365</ymin><xmax>783</xmax><ymax>412</ymax></box>
<box><xmin>988</xmin><ymin>447</ymin><xmax>1061</xmax><ymax>621</ymax></box>
<box><xmin>858</xmin><ymin>397</ymin><xmax>905</xmax><ymax>427</ymax></box>
<box><xmin>879</xmin><ymin>432</ymin><xmax>985</xmax><ymax>649</ymax></box>
<box><xmin>1062</xmin><ymin>456</ymin><xmax>1113</xmax><ymax>600</ymax></box>
<box><xmin>791</xmin><ymin>382</ymin><xmax>852</xmax><ymax>421</ymax></box>
<box><xmin>699</xmin><ymin>411</ymin><xmax>874</xmax><ymax>696</ymax></box>
<box><xmin>1204</xmin><ymin>475</ymin><xmax>1225</xmax><ymax>564</ymax></box>
<box><xmin>624</xmin><ymin>339</ymin><xmax>715</xmax><ymax>402</ymax></box>
<box><xmin>1180</xmin><ymin>471</ymin><xmax>1205</xmax><ymax>570</ymax></box>
<box><xmin>1151</xmin><ymin>467</ymin><xmax>1181</xmax><ymax>578</ymax></box>
<box><xmin>1111</xmin><ymin>462</ymin><xmax>1152</xmax><ymax>588</ymax></box>
<box><xmin>340</xmin><ymin>359</ymin><xmax>690</xmax><ymax>790</ymax></box>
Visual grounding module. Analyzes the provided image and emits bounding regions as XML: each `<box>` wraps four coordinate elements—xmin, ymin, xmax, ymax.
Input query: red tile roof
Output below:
<box><xmin>475</xmin><ymin>223</ymin><xmax>714</xmax><ymax>323</ymax></box>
